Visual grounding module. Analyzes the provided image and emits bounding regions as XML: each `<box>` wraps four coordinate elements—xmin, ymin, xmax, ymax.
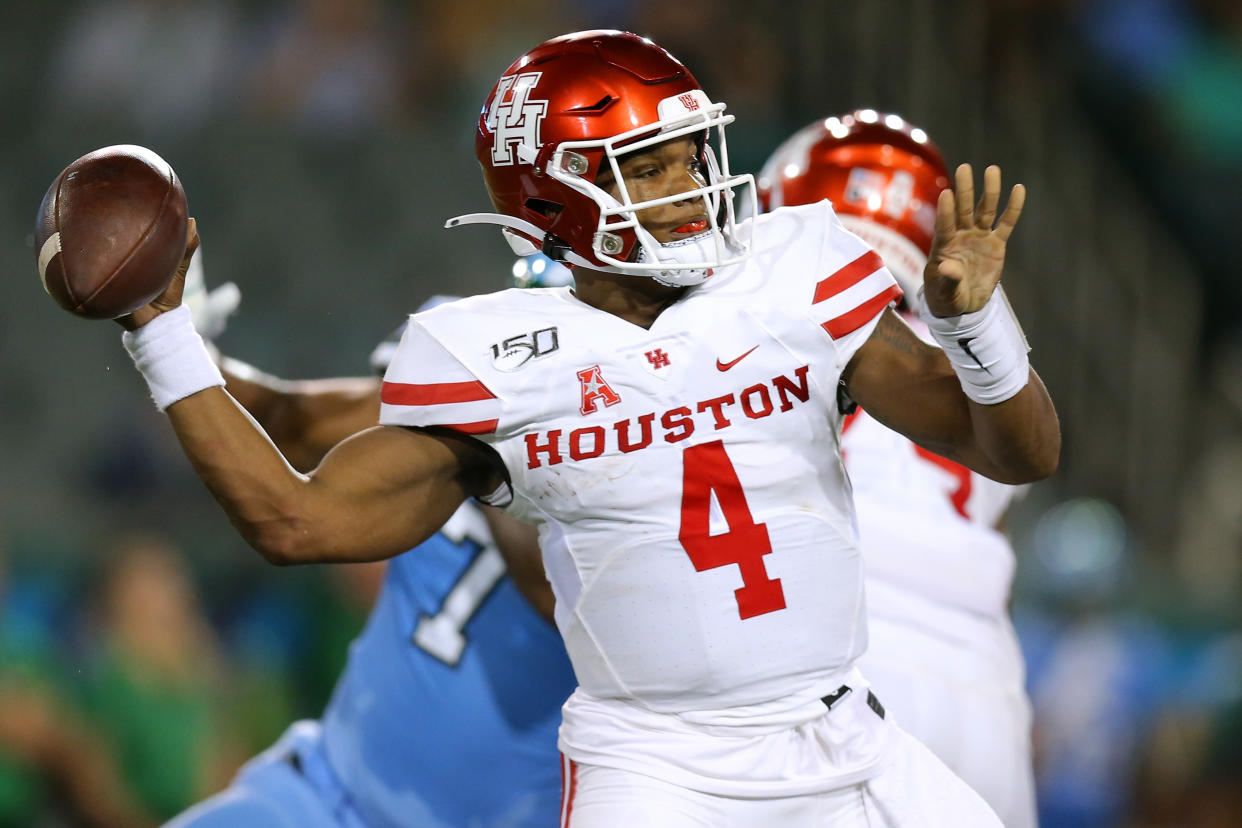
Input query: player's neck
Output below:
<box><xmin>572</xmin><ymin>269</ymin><xmax>687</xmax><ymax>329</ymax></box>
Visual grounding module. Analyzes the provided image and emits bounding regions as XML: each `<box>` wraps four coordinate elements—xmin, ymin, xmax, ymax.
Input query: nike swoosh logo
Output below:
<box><xmin>716</xmin><ymin>346</ymin><xmax>759</xmax><ymax>371</ymax></box>
<box><xmin>957</xmin><ymin>337</ymin><xmax>991</xmax><ymax>374</ymax></box>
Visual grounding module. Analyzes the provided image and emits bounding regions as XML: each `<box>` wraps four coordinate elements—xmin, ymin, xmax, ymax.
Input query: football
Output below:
<box><xmin>35</xmin><ymin>145</ymin><xmax>188</xmax><ymax>319</ymax></box>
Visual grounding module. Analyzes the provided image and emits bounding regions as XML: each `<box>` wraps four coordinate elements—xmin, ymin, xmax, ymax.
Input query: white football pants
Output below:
<box><xmin>558</xmin><ymin>725</ymin><xmax>1001</xmax><ymax>827</ymax></box>
<box><xmin>858</xmin><ymin>613</ymin><xmax>1038</xmax><ymax>828</ymax></box>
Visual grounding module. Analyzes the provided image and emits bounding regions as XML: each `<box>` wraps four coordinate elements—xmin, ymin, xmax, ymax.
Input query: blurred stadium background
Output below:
<box><xmin>0</xmin><ymin>0</ymin><xmax>1239</xmax><ymax>825</ymax></box>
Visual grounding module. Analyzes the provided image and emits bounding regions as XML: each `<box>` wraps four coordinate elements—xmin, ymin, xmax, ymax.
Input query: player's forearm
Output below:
<box><xmin>903</xmin><ymin>365</ymin><xmax>1059</xmax><ymax>484</ymax></box>
<box><xmin>959</xmin><ymin>368</ymin><xmax>1060</xmax><ymax>484</ymax></box>
<box><xmin>913</xmin><ymin>287</ymin><xmax>1060</xmax><ymax>483</ymax></box>
<box><xmin>124</xmin><ymin>310</ymin><xmax>476</xmax><ymax>564</ymax></box>
<box><xmin>165</xmin><ymin>387</ymin><xmax>323</xmax><ymax>564</ymax></box>
<box><xmin>168</xmin><ymin>390</ymin><xmax>484</xmax><ymax>564</ymax></box>
<box><xmin>860</xmin><ymin>340</ymin><xmax>1059</xmax><ymax>485</ymax></box>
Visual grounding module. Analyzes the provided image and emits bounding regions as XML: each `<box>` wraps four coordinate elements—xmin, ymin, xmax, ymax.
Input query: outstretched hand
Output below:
<box><xmin>116</xmin><ymin>217</ymin><xmax>200</xmax><ymax>331</ymax></box>
<box><xmin>922</xmin><ymin>165</ymin><xmax>1024</xmax><ymax>318</ymax></box>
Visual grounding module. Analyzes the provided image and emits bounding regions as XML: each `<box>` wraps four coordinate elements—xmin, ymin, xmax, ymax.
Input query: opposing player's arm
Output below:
<box><xmin>480</xmin><ymin>504</ymin><xmax>555</xmax><ymax>623</ymax></box>
<box><xmin>218</xmin><ymin>356</ymin><xmax>381</xmax><ymax>472</ymax></box>
<box><xmin>843</xmin><ymin>310</ymin><xmax>1057</xmax><ymax>483</ymax></box>
<box><xmin>843</xmin><ymin>164</ymin><xmax>1059</xmax><ymax>484</ymax></box>
<box><xmin>165</xmin><ymin>385</ymin><xmax>505</xmax><ymax>564</ymax></box>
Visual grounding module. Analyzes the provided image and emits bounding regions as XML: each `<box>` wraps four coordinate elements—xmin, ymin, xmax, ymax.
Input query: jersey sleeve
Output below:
<box><xmin>379</xmin><ymin>317</ymin><xmax>502</xmax><ymax>437</ymax></box>
<box><xmin>808</xmin><ymin>205</ymin><xmax>903</xmax><ymax>349</ymax></box>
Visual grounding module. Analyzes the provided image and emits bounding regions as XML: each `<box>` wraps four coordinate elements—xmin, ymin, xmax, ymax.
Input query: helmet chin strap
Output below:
<box><xmin>563</xmin><ymin>232</ymin><xmax>723</xmax><ymax>287</ymax></box>
<box><xmin>633</xmin><ymin>232</ymin><xmax>721</xmax><ymax>287</ymax></box>
<box><xmin>559</xmin><ymin>247</ymin><xmax>707</xmax><ymax>287</ymax></box>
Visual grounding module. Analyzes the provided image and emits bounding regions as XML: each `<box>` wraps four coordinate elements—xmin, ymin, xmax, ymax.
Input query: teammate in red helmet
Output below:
<box><xmin>761</xmin><ymin>110</ymin><xmax>1038</xmax><ymax>828</ymax></box>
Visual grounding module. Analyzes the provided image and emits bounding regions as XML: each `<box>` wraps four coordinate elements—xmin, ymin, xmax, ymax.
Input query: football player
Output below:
<box><xmin>760</xmin><ymin>111</ymin><xmax>1038</xmax><ymax>828</ymax></box>
<box><xmin>112</xmin><ymin>30</ymin><xmax>1058</xmax><ymax>826</ymax></box>
<box><xmin>165</xmin><ymin>263</ymin><xmax>575</xmax><ymax>828</ymax></box>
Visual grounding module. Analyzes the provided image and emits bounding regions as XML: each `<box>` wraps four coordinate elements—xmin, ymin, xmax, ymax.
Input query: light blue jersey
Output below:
<box><xmin>168</xmin><ymin>503</ymin><xmax>576</xmax><ymax>828</ymax></box>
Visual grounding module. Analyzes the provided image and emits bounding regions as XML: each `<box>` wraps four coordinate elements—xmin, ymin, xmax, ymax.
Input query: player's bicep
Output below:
<box><xmin>298</xmin><ymin>424</ymin><xmax>501</xmax><ymax>563</ymax></box>
<box><xmin>842</xmin><ymin>309</ymin><xmax>972</xmax><ymax>460</ymax></box>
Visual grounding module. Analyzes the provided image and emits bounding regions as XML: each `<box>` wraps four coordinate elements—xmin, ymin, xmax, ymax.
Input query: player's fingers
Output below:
<box><xmin>176</xmin><ymin>218</ymin><xmax>200</xmax><ymax>278</ymax></box>
<box><xmin>955</xmin><ymin>164</ymin><xmax>975</xmax><ymax>228</ymax></box>
<box><xmin>935</xmin><ymin>187</ymin><xmax>956</xmax><ymax>241</ymax></box>
<box><xmin>976</xmin><ymin>165</ymin><xmax>1001</xmax><ymax>229</ymax></box>
<box><xmin>994</xmin><ymin>184</ymin><xmax>1026</xmax><ymax>242</ymax></box>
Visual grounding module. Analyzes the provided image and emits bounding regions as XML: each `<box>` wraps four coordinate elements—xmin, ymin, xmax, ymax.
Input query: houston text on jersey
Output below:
<box><xmin>526</xmin><ymin>365</ymin><xmax>811</xmax><ymax>469</ymax></box>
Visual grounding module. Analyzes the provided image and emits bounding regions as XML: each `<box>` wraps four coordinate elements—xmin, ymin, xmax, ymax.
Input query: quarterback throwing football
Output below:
<box><xmin>112</xmin><ymin>30</ymin><xmax>1058</xmax><ymax>827</ymax></box>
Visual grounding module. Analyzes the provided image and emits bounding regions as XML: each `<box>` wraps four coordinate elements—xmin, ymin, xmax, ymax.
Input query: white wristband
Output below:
<box><xmin>918</xmin><ymin>286</ymin><xmax>1031</xmax><ymax>405</ymax></box>
<box><xmin>122</xmin><ymin>305</ymin><xmax>225</xmax><ymax>411</ymax></box>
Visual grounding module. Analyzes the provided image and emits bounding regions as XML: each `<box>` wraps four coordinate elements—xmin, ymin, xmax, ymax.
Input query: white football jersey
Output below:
<box><xmin>380</xmin><ymin>203</ymin><xmax>902</xmax><ymax>793</ymax></box>
<box><xmin>840</xmin><ymin>315</ymin><xmax>1022</xmax><ymax>626</ymax></box>
<box><xmin>842</xmin><ymin>366</ymin><xmax>1035</xmax><ymax>825</ymax></box>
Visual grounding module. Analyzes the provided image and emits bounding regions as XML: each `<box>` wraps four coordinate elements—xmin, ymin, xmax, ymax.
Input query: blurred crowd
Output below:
<box><xmin>1065</xmin><ymin>0</ymin><xmax>1242</xmax><ymax>357</ymax></box>
<box><xmin>1</xmin><ymin>0</ymin><xmax>1240</xmax><ymax>826</ymax></box>
<box><xmin>0</xmin><ymin>530</ymin><xmax>381</xmax><ymax>826</ymax></box>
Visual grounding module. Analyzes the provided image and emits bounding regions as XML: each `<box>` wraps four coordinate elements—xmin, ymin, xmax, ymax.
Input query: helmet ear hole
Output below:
<box><xmin>524</xmin><ymin>198</ymin><xmax>563</xmax><ymax>220</ymax></box>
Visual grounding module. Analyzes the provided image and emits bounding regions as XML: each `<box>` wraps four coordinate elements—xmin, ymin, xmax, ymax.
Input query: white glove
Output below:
<box><xmin>182</xmin><ymin>246</ymin><xmax>241</xmax><ymax>341</ymax></box>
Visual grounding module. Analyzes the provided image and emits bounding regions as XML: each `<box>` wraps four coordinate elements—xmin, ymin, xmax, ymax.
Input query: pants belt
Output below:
<box><xmin>821</xmin><ymin>685</ymin><xmax>885</xmax><ymax>719</ymax></box>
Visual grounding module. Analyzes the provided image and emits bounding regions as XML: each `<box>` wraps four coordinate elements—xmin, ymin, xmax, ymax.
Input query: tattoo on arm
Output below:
<box><xmin>845</xmin><ymin>311</ymin><xmax>925</xmax><ymax>390</ymax></box>
<box><xmin>874</xmin><ymin>311</ymin><xmax>923</xmax><ymax>357</ymax></box>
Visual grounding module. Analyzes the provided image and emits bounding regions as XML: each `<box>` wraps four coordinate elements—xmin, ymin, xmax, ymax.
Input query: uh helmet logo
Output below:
<box><xmin>487</xmin><ymin>72</ymin><xmax>548</xmax><ymax>166</ymax></box>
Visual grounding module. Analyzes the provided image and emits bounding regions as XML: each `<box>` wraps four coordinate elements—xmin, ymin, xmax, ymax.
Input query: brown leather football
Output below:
<box><xmin>35</xmin><ymin>145</ymin><xmax>188</xmax><ymax>319</ymax></box>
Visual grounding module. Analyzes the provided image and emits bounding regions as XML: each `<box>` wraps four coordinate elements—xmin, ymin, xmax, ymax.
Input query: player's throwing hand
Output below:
<box><xmin>922</xmin><ymin>164</ymin><xmax>1025</xmax><ymax>318</ymax></box>
<box><xmin>117</xmin><ymin>218</ymin><xmax>199</xmax><ymax>332</ymax></box>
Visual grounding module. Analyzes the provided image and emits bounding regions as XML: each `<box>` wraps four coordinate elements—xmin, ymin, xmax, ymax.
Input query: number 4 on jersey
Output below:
<box><xmin>679</xmin><ymin>441</ymin><xmax>787</xmax><ymax>619</ymax></box>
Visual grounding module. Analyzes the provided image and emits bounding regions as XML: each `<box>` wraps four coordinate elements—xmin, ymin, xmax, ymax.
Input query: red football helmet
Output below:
<box><xmin>757</xmin><ymin>110</ymin><xmax>949</xmax><ymax>299</ymax></box>
<box><xmin>447</xmin><ymin>30</ymin><xmax>754</xmax><ymax>287</ymax></box>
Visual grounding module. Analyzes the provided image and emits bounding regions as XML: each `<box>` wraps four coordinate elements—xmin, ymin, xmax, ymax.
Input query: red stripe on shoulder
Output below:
<box><xmin>443</xmin><ymin>419</ymin><xmax>499</xmax><ymax>435</ymax></box>
<box><xmin>821</xmin><ymin>285</ymin><xmax>902</xmax><ymax>338</ymax></box>
<box><xmin>381</xmin><ymin>380</ymin><xmax>496</xmax><ymax>406</ymax></box>
<box><xmin>812</xmin><ymin>250</ymin><xmax>884</xmax><ymax>305</ymax></box>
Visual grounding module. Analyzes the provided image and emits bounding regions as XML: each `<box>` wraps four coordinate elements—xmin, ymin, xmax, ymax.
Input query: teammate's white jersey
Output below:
<box><xmin>381</xmin><ymin>202</ymin><xmax>903</xmax><ymax>794</ymax></box>
<box><xmin>841</xmin><ymin>352</ymin><xmax>1020</xmax><ymax>629</ymax></box>
<box><xmin>841</xmin><ymin>340</ymin><xmax>1037</xmax><ymax>827</ymax></box>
